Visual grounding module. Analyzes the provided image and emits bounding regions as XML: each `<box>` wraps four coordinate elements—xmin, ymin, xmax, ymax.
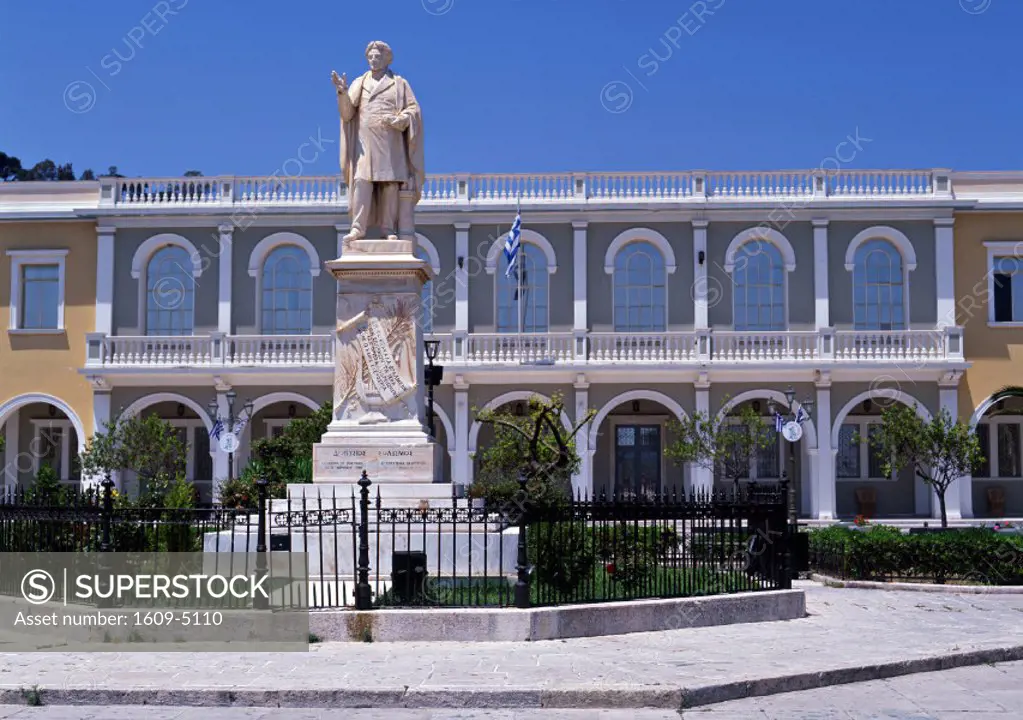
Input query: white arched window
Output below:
<box><xmin>261</xmin><ymin>246</ymin><xmax>313</xmax><ymax>335</ymax></box>
<box><xmin>416</xmin><ymin>245</ymin><xmax>434</xmax><ymax>333</ymax></box>
<box><xmin>613</xmin><ymin>241</ymin><xmax>666</xmax><ymax>332</ymax></box>
<box><xmin>496</xmin><ymin>243</ymin><xmax>549</xmax><ymax>333</ymax></box>
<box><xmin>146</xmin><ymin>246</ymin><xmax>195</xmax><ymax>336</ymax></box>
<box><xmin>853</xmin><ymin>240</ymin><xmax>905</xmax><ymax>330</ymax></box>
<box><xmin>733</xmin><ymin>240</ymin><xmax>785</xmax><ymax>331</ymax></box>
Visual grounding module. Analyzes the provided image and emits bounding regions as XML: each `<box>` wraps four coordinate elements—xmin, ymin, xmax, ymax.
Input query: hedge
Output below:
<box><xmin>808</xmin><ymin>525</ymin><xmax>1023</xmax><ymax>585</ymax></box>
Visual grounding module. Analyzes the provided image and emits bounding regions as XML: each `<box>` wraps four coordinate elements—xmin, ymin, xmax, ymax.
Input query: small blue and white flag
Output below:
<box><xmin>503</xmin><ymin>205</ymin><xmax>522</xmax><ymax>278</ymax></box>
<box><xmin>795</xmin><ymin>406</ymin><xmax>808</xmax><ymax>425</ymax></box>
<box><xmin>774</xmin><ymin>413</ymin><xmax>784</xmax><ymax>433</ymax></box>
<box><xmin>232</xmin><ymin>410</ymin><xmax>251</xmax><ymax>437</ymax></box>
<box><xmin>209</xmin><ymin>419</ymin><xmax>224</xmax><ymax>440</ymax></box>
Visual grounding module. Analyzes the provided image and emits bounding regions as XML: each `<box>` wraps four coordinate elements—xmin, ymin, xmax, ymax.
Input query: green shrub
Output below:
<box><xmin>527</xmin><ymin>521</ymin><xmax>594</xmax><ymax>599</ymax></box>
<box><xmin>808</xmin><ymin>525</ymin><xmax>1023</xmax><ymax>585</ymax></box>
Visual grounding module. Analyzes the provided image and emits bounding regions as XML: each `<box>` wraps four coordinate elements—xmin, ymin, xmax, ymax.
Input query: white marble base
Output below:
<box><xmin>313</xmin><ymin>436</ymin><xmax>442</xmax><ymax>484</ymax></box>
<box><xmin>287</xmin><ymin>481</ymin><xmax>458</xmax><ymax>508</ymax></box>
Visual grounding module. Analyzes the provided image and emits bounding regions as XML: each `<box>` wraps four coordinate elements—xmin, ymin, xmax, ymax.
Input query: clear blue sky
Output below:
<box><xmin>1</xmin><ymin>0</ymin><xmax>1017</xmax><ymax>177</ymax></box>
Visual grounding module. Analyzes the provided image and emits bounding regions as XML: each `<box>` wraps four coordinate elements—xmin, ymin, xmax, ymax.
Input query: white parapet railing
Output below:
<box><xmin>228</xmin><ymin>335</ymin><xmax>334</xmax><ymax>365</ymax></box>
<box><xmin>83</xmin><ymin>328</ymin><xmax>964</xmax><ymax>370</ymax></box>
<box><xmin>466</xmin><ymin>333</ymin><xmax>574</xmax><ymax>364</ymax></box>
<box><xmin>833</xmin><ymin>329</ymin><xmax>948</xmax><ymax>362</ymax></box>
<box><xmin>711</xmin><ymin>331</ymin><xmax>820</xmax><ymax>362</ymax></box>
<box><xmin>588</xmin><ymin>332</ymin><xmax>699</xmax><ymax>363</ymax></box>
<box><xmin>100</xmin><ymin>169</ymin><xmax>951</xmax><ymax>209</ymax></box>
<box><xmin>97</xmin><ymin>335</ymin><xmax>215</xmax><ymax>366</ymax></box>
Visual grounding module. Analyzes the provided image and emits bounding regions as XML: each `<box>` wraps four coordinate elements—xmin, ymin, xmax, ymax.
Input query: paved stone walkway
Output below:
<box><xmin>0</xmin><ymin>583</ymin><xmax>1020</xmax><ymax>709</ymax></box>
<box><xmin>686</xmin><ymin>660</ymin><xmax>1023</xmax><ymax>718</ymax></box>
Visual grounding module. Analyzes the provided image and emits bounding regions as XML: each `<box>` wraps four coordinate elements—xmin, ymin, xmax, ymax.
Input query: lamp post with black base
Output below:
<box><xmin>208</xmin><ymin>390</ymin><xmax>254</xmax><ymax>483</ymax></box>
<box><xmin>424</xmin><ymin>339</ymin><xmax>444</xmax><ymax>441</ymax></box>
<box><xmin>768</xmin><ymin>386</ymin><xmax>814</xmax><ymax>581</ymax></box>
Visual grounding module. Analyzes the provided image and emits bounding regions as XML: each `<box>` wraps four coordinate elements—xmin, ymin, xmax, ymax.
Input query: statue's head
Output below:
<box><xmin>365</xmin><ymin>41</ymin><xmax>393</xmax><ymax>71</ymax></box>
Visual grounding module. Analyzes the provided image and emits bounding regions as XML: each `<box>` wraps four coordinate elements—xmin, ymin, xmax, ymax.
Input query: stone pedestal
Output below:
<box><xmin>313</xmin><ymin>239</ymin><xmax>442</xmax><ymax>485</ymax></box>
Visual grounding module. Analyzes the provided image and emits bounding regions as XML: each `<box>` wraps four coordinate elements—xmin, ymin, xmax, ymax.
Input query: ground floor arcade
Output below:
<box><xmin>2</xmin><ymin>375</ymin><xmax>1019</xmax><ymax>519</ymax></box>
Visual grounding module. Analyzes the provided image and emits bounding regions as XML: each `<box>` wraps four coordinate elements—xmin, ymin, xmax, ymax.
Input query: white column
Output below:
<box><xmin>935</xmin><ymin>218</ymin><xmax>956</xmax><ymax>328</ymax></box>
<box><xmin>454</xmin><ymin>223</ymin><xmax>470</xmax><ymax>361</ymax></box>
<box><xmin>85</xmin><ymin>389</ymin><xmax>112</xmax><ymax>490</ymax></box>
<box><xmin>95</xmin><ymin>226</ymin><xmax>115</xmax><ymax>335</ymax></box>
<box><xmin>3</xmin><ymin>409</ymin><xmax>20</xmax><ymax>490</ymax></box>
<box><xmin>814</xmin><ymin>375</ymin><xmax>836</xmax><ymax>520</ymax></box>
<box><xmin>693</xmin><ymin>220</ymin><xmax>709</xmax><ymax>330</ymax></box>
<box><xmin>573</xmin><ymin>375</ymin><xmax>591</xmax><ymax>497</ymax></box>
<box><xmin>454</xmin><ymin>223</ymin><xmax>470</xmax><ymax>333</ymax></box>
<box><xmin>938</xmin><ymin>383</ymin><xmax>965</xmax><ymax>521</ymax></box>
<box><xmin>453</xmin><ymin>377</ymin><xmax>470</xmax><ymax>486</ymax></box>
<box><xmin>813</xmin><ymin>219</ymin><xmax>830</xmax><ymax>329</ymax></box>
<box><xmin>217</xmin><ymin>223</ymin><xmax>233</xmax><ymax>335</ymax></box>
<box><xmin>572</xmin><ymin>222</ymin><xmax>588</xmax><ymax>361</ymax></box>
<box><xmin>690</xmin><ymin>381</ymin><xmax>713</xmax><ymax>494</ymax></box>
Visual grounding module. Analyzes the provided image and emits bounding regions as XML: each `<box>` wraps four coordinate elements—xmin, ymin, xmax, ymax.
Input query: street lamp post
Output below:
<box><xmin>768</xmin><ymin>385</ymin><xmax>815</xmax><ymax>526</ymax></box>
<box><xmin>423</xmin><ymin>340</ymin><xmax>444</xmax><ymax>441</ymax></box>
<box><xmin>208</xmin><ymin>390</ymin><xmax>254</xmax><ymax>483</ymax></box>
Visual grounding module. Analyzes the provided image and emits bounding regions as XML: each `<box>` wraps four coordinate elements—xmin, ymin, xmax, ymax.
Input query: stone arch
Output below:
<box><xmin>484</xmin><ymin>229</ymin><xmax>558</xmax><ymax>275</ymax></box>
<box><xmin>0</xmin><ymin>393</ymin><xmax>87</xmax><ymax>456</ymax></box>
<box><xmin>603</xmin><ymin>227</ymin><xmax>677</xmax><ymax>274</ymax></box>
<box><xmin>844</xmin><ymin>226</ymin><xmax>917</xmax><ymax>272</ymax></box>
<box><xmin>415</xmin><ymin>232</ymin><xmax>442</xmax><ymax>274</ymax></box>
<box><xmin>119</xmin><ymin>393</ymin><xmax>213</xmax><ymax>433</ymax></box>
<box><xmin>131</xmin><ymin>233</ymin><xmax>203</xmax><ymax>279</ymax></box>
<box><xmin>248</xmin><ymin>391</ymin><xmax>320</xmax><ymax>418</ymax></box>
<box><xmin>248</xmin><ymin>231</ymin><xmax>322</xmax><ymax>278</ymax></box>
<box><xmin>588</xmin><ymin>390</ymin><xmax>688</xmax><ymax>454</ymax></box>
<box><xmin>468</xmin><ymin>391</ymin><xmax>572</xmax><ymax>453</ymax></box>
<box><xmin>716</xmin><ymin>389</ymin><xmax>818</xmax><ymax>450</ymax></box>
<box><xmin>831</xmin><ymin>388</ymin><xmax>932</xmax><ymax>449</ymax></box>
<box><xmin>724</xmin><ymin>226</ymin><xmax>797</xmax><ymax>273</ymax></box>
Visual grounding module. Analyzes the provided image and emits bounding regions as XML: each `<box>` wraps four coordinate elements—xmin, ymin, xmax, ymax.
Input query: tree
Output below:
<box><xmin>869</xmin><ymin>404</ymin><xmax>982</xmax><ymax>528</ymax></box>
<box><xmin>183</xmin><ymin>170</ymin><xmax>204</xmax><ymax>177</ymax></box>
<box><xmin>79</xmin><ymin>168</ymin><xmax>96</xmax><ymax>181</ymax></box>
<box><xmin>105</xmin><ymin>166</ymin><xmax>124</xmax><ymax>178</ymax></box>
<box><xmin>471</xmin><ymin>393</ymin><xmax>591</xmax><ymax>509</ymax></box>
<box><xmin>79</xmin><ymin>413</ymin><xmax>189</xmax><ymax>505</ymax></box>
<box><xmin>219</xmin><ymin>402</ymin><xmax>332</xmax><ymax>507</ymax></box>
<box><xmin>24</xmin><ymin>159</ymin><xmax>58</xmax><ymax>181</ymax></box>
<box><xmin>0</xmin><ymin>152</ymin><xmax>23</xmax><ymax>181</ymax></box>
<box><xmin>56</xmin><ymin>163</ymin><xmax>75</xmax><ymax>181</ymax></box>
<box><xmin>665</xmin><ymin>403</ymin><xmax>774</xmax><ymax>493</ymax></box>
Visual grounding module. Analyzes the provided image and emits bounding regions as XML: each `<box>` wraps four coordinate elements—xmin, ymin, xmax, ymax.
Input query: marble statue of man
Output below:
<box><xmin>332</xmin><ymin>41</ymin><xmax>424</xmax><ymax>242</ymax></box>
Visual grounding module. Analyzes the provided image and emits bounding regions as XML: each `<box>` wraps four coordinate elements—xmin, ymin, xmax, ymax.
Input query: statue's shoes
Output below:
<box><xmin>343</xmin><ymin>230</ymin><xmax>365</xmax><ymax>241</ymax></box>
<box><xmin>385</xmin><ymin>234</ymin><xmax>399</xmax><ymax>242</ymax></box>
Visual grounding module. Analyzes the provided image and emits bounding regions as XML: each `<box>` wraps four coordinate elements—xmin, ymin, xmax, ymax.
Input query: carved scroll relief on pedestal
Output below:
<box><xmin>334</xmin><ymin>295</ymin><xmax>419</xmax><ymax>422</ymax></box>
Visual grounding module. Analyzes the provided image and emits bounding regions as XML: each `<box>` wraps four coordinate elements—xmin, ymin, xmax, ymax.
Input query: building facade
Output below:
<box><xmin>2</xmin><ymin>169</ymin><xmax>1019</xmax><ymax>520</ymax></box>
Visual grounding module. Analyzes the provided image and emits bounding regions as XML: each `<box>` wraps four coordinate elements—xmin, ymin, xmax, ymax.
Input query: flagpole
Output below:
<box><xmin>516</xmin><ymin>197</ymin><xmax>522</xmax><ymax>352</ymax></box>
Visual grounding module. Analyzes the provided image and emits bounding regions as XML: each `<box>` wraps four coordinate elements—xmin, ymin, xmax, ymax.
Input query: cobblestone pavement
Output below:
<box><xmin>0</xmin><ymin>710</ymin><xmax>677</xmax><ymax>719</ymax></box>
<box><xmin>0</xmin><ymin>584</ymin><xmax>1020</xmax><ymax>709</ymax></box>
<box><xmin>684</xmin><ymin>660</ymin><xmax>1023</xmax><ymax>718</ymax></box>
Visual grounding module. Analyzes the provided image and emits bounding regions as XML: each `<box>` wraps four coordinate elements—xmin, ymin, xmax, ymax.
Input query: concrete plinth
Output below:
<box><xmin>314</xmin><ymin>240</ymin><xmax>446</xmax><ymax>487</ymax></box>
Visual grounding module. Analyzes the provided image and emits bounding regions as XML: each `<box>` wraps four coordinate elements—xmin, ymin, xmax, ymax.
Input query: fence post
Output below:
<box><xmin>778</xmin><ymin>478</ymin><xmax>793</xmax><ymax>590</ymax></box>
<box><xmin>355</xmin><ymin>470</ymin><xmax>373</xmax><ymax>611</ymax></box>
<box><xmin>254</xmin><ymin>475</ymin><xmax>269</xmax><ymax>610</ymax></box>
<box><xmin>99</xmin><ymin>473</ymin><xmax>114</xmax><ymax>552</ymax></box>
<box><xmin>514</xmin><ymin>473</ymin><xmax>531</xmax><ymax>609</ymax></box>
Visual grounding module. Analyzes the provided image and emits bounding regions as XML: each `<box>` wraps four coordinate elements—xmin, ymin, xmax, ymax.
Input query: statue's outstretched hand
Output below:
<box><xmin>331</xmin><ymin>70</ymin><xmax>348</xmax><ymax>94</ymax></box>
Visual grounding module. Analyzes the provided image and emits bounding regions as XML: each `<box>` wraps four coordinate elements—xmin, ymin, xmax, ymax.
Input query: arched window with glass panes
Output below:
<box><xmin>613</xmin><ymin>241</ymin><xmax>666</xmax><ymax>332</ymax></box>
<box><xmin>852</xmin><ymin>239</ymin><xmax>905</xmax><ymax>330</ymax></box>
<box><xmin>146</xmin><ymin>246</ymin><xmax>195</xmax><ymax>336</ymax></box>
<box><xmin>261</xmin><ymin>246</ymin><xmax>313</xmax><ymax>335</ymax></box>
<box><xmin>732</xmin><ymin>240</ymin><xmax>785</xmax><ymax>331</ymax></box>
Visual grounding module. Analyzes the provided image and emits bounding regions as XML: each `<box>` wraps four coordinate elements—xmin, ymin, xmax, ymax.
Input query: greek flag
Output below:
<box><xmin>504</xmin><ymin>207</ymin><xmax>522</xmax><ymax>278</ymax></box>
<box><xmin>795</xmin><ymin>406</ymin><xmax>808</xmax><ymax>425</ymax></box>
<box><xmin>774</xmin><ymin>413</ymin><xmax>784</xmax><ymax>433</ymax></box>
<box><xmin>232</xmin><ymin>410</ymin><xmax>250</xmax><ymax>437</ymax></box>
<box><xmin>209</xmin><ymin>419</ymin><xmax>224</xmax><ymax>440</ymax></box>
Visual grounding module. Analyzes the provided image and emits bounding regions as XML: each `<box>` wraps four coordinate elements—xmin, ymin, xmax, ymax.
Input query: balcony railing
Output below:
<box><xmin>85</xmin><ymin>327</ymin><xmax>965</xmax><ymax>371</ymax></box>
<box><xmin>99</xmin><ymin>169</ymin><xmax>951</xmax><ymax>209</ymax></box>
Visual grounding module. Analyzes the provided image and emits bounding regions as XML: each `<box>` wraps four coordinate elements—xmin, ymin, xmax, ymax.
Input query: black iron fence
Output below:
<box><xmin>0</xmin><ymin>475</ymin><xmax>792</xmax><ymax>609</ymax></box>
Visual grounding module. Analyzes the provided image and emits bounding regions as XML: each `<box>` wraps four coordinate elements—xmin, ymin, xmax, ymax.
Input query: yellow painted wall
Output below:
<box><xmin>0</xmin><ymin>221</ymin><xmax>96</xmax><ymax>434</ymax></box>
<box><xmin>955</xmin><ymin>213</ymin><xmax>1023</xmax><ymax>423</ymax></box>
